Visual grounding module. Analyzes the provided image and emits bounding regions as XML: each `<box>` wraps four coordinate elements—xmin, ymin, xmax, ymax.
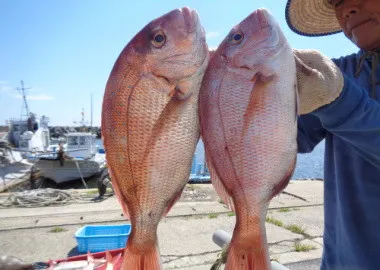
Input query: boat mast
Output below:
<box><xmin>90</xmin><ymin>93</ymin><xmax>93</xmax><ymax>128</ymax></box>
<box><xmin>15</xmin><ymin>80</ymin><xmax>31</xmax><ymax>120</ymax></box>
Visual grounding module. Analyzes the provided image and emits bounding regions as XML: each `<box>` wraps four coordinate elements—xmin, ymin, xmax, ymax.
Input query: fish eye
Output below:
<box><xmin>234</xmin><ymin>33</ymin><xmax>242</xmax><ymax>41</ymax></box>
<box><xmin>151</xmin><ymin>30</ymin><xmax>166</xmax><ymax>48</ymax></box>
<box><xmin>229</xmin><ymin>31</ymin><xmax>244</xmax><ymax>44</ymax></box>
<box><xmin>155</xmin><ymin>35</ymin><xmax>164</xmax><ymax>42</ymax></box>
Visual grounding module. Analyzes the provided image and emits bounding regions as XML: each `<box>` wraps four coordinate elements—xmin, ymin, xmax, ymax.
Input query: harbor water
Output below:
<box><xmin>96</xmin><ymin>138</ymin><xmax>325</xmax><ymax>180</ymax></box>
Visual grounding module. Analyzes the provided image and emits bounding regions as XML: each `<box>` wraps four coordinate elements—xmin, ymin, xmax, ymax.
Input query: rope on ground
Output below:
<box><xmin>0</xmin><ymin>188</ymin><xmax>95</xmax><ymax>208</ymax></box>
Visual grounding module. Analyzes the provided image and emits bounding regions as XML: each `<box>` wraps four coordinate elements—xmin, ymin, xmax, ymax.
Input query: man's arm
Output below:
<box><xmin>313</xmin><ymin>74</ymin><xmax>380</xmax><ymax>167</ymax></box>
<box><xmin>297</xmin><ymin>114</ymin><xmax>326</xmax><ymax>154</ymax></box>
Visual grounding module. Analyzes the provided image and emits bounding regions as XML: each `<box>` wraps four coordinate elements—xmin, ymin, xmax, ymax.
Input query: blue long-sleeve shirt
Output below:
<box><xmin>297</xmin><ymin>50</ymin><xmax>380</xmax><ymax>270</ymax></box>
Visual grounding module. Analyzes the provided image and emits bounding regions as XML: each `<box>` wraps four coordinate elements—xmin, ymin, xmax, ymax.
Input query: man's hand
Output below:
<box><xmin>294</xmin><ymin>49</ymin><xmax>344</xmax><ymax>115</ymax></box>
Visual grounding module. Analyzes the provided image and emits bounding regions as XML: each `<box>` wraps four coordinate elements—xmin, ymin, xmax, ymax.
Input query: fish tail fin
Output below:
<box><xmin>121</xmin><ymin>243</ymin><xmax>162</xmax><ymax>270</ymax></box>
<box><xmin>225</xmin><ymin>232</ymin><xmax>270</xmax><ymax>270</ymax></box>
<box><xmin>251</xmin><ymin>248</ymin><xmax>270</xmax><ymax>270</ymax></box>
<box><xmin>225</xmin><ymin>244</ymin><xmax>270</xmax><ymax>270</ymax></box>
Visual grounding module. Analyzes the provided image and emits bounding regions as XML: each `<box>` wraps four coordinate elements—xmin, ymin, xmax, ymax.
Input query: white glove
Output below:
<box><xmin>294</xmin><ymin>49</ymin><xmax>344</xmax><ymax>115</ymax></box>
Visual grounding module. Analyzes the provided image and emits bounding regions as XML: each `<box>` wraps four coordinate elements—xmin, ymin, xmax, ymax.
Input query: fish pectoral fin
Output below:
<box><xmin>252</xmin><ymin>70</ymin><xmax>277</xmax><ymax>84</ymax></box>
<box><xmin>243</xmin><ymin>72</ymin><xmax>275</xmax><ymax>137</ymax></box>
<box><xmin>206</xmin><ymin>155</ymin><xmax>235</xmax><ymax>212</ymax></box>
<box><xmin>174</xmin><ymin>79</ymin><xmax>196</xmax><ymax>100</ymax></box>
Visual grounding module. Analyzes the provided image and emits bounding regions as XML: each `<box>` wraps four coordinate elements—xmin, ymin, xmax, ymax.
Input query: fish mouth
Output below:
<box><xmin>180</xmin><ymin>7</ymin><xmax>199</xmax><ymax>33</ymax></box>
<box><xmin>240</xmin><ymin>65</ymin><xmax>251</xmax><ymax>70</ymax></box>
<box><xmin>161</xmin><ymin>53</ymin><xmax>195</xmax><ymax>64</ymax></box>
<box><xmin>154</xmin><ymin>73</ymin><xmax>171</xmax><ymax>85</ymax></box>
<box><xmin>177</xmin><ymin>48</ymin><xmax>210</xmax><ymax>80</ymax></box>
<box><xmin>156</xmin><ymin>46</ymin><xmax>209</xmax><ymax>85</ymax></box>
<box><xmin>256</xmin><ymin>8</ymin><xmax>270</xmax><ymax>29</ymax></box>
<box><xmin>220</xmin><ymin>53</ymin><xmax>253</xmax><ymax>69</ymax></box>
<box><xmin>251</xmin><ymin>8</ymin><xmax>278</xmax><ymax>45</ymax></box>
<box><xmin>218</xmin><ymin>9</ymin><xmax>276</xmax><ymax>66</ymax></box>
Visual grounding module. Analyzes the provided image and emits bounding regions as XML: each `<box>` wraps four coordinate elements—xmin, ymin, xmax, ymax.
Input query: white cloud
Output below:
<box><xmin>0</xmin><ymin>85</ymin><xmax>12</xmax><ymax>93</ymax></box>
<box><xmin>28</xmin><ymin>87</ymin><xmax>43</xmax><ymax>93</ymax></box>
<box><xmin>209</xmin><ymin>46</ymin><xmax>218</xmax><ymax>51</ymax></box>
<box><xmin>14</xmin><ymin>94</ymin><xmax>54</xmax><ymax>101</ymax></box>
<box><xmin>28</xmin><ymin>94</ymin><xmax>54</xmax><ymax>101</ymax></box>
<box><xmin>206</xmin><ymin>32</ymin><xmax>219</xmax><ymax>39</ymax></box>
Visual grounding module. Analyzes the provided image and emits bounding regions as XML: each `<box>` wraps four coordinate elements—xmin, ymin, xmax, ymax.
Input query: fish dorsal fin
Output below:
<box><xmin>47</xmin><ymin>259</ymin><xmax>54</xmax><ymax>269</ymax></box>
<box><xmin>206</xmin><ymin>156</ymin><xmax>235</xmax><ymax>212</ymax></box>
<box><xmin>105</xmin><ymin>251</ymin><xmax>113</xmax><ymax>270</ymax></box>
<box><xmin>87</xmin><ymin>251</ymin><xmax>94</xmax><ymax>263</ymax></box>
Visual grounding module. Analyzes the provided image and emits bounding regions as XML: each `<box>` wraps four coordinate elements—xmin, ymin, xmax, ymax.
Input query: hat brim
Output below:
<box><xmin>285</xmin><ymin>0</ymin><xmax>343</xmax><ymax>37</ymax></box>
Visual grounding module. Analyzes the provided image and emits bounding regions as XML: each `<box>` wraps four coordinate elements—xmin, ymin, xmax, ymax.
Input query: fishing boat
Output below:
<box><xmin>28</xmin><ymin>132</ymin><xmax>106</xmax><ymax>185</ymax></box>
<box><xmin>3</xmin><ymin>81</ymin><xmax>106</xmax><ymax>188</ymax></box>
<box><xmin>0</xmin><ymin>91</ymin><xmax>49</xmax><ymax>191</ymax></box>
<box><xmin>0</xmin><ymin>141</ymin><xmax>34</xmax><ymax>192</ymax></box>
<box><xmin>5</xmin><ymin>114</ymin><xmax>104</xmax><ymax>186</ymax></box>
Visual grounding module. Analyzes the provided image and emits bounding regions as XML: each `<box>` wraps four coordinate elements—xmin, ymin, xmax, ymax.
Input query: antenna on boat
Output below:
<box><xmin>15</xmin><ymin>80</ymin><xmax>31</xmax><ymax>120</ymax></box>
<box><xmin>73</xmin><ymin>108</ymin><xmax>88</xmax><ymax>127</ymax></box>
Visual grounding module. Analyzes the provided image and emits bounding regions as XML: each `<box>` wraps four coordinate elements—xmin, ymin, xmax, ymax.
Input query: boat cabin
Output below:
<box><xmin>65</xmin><ymin>132</ymin><xmax>98</xmax><ymax>159</ymax></box>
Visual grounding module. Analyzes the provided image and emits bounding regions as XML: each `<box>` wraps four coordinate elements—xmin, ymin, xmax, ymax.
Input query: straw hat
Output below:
<box><xmin>285</xmin><ymin>0</ymin><xmax>342</xmax><ymax>36</ymax></box>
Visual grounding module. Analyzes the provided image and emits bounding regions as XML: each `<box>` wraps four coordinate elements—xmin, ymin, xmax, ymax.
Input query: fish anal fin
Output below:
<box><xmin>270</xmin><ymin>157</ymin><xmax>297</xmax><ymax>200</ymax></box>
<box><xmin>163</xmin><ymin>185</ymin><xmax>186</xmax><ymax>217</ymax></box>
<box><xmin>108</xmin><ymin>168</ymin><xmax>131</xmax><ymax>220</ymax></box>
<box><xmin>206</xmin><ymin>156</ymin><xmax>235</xmax><ymax>212</ymax></box>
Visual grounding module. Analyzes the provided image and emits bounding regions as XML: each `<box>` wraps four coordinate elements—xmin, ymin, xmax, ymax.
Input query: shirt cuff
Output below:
<box><xmin>312</xmin><ymin>74</ymin><xmax>365</xmax><ymax>128</ymax></box>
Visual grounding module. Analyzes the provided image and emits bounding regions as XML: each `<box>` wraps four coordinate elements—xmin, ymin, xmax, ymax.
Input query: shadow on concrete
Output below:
<box><xmin>284</xmin><ymin>258</ymin><xmax>321</xmax><ymax>270</ymax></box>
<box><xmin>67</xmin><ymin>247</ymin><xmax>82</xmax><ymax>258</ymax></box>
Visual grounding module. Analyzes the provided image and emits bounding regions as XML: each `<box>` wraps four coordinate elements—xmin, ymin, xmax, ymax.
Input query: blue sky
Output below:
<box><xmin>0</xmin><ymin>0</ymin><xmax>359</xmax><ymax>126</ymax></box>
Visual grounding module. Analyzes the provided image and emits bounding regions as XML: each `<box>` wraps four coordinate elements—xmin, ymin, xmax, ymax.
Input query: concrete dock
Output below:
<box><xmin>0</xmin><ymin>180</ymin><xmax>324</xmax><ymax>269</ymax></box>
